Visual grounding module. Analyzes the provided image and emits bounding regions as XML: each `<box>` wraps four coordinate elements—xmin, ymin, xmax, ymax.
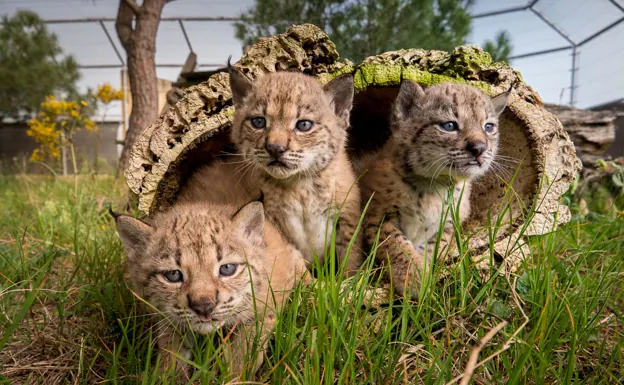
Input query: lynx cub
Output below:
<box><xmin>228</xmin><ymin>67</ymin><xmax>363</xmax><ymax>274</ymax></box>
<box><xmin>361</xmin><ymin>80</ymin><xmax>510</xmax><ymax>298</ymax></box>
<box><xmin>114</xmin><ymin>163</ymin><xmax>309</xmax><ymax>378</ymax></box>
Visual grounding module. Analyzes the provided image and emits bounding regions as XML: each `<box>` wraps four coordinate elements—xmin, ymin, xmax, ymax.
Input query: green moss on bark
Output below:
<box><xmin>350</xmin><ymin>64</ymin><xmax>492</xmax><ymax>93</ymax></box>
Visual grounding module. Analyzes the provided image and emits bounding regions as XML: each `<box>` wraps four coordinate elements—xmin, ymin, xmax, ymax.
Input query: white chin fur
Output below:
<box><xmin>264</xmin><ymin>165</ymin><xmax>296</xmax><ymax>179</ymax></box>
<box><xmin>192</xmin><ymin>320</ymin><xmax>225</xmax><ymax>334</ymax></box>
<box><xmin>458</xmin><ymin>163</ymin><xmax>490</xmax><ymax>178</ymax></box>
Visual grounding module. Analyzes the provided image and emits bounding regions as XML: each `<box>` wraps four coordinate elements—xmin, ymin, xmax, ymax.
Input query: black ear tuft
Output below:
<box><xmin>108</xmin><ymin>204</ymin><xmax>122</xmax><ymax>220</ymax></box>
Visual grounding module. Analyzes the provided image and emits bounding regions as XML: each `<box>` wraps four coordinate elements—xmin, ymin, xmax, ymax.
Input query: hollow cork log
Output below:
<box><xmin>124</xmin><ymin>24</ymin><xmax>581</xmax><ymax>275</ymax></box>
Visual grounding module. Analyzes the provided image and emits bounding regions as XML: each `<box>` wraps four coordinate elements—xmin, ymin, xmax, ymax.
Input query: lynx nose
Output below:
<box><xmin>266</xmin><ymin>143</ymin><xmax>287</xmax><ymax>159</ymax></box>
<box><xmin>188</xmin><ymin>295</ymin><xmax>215</xmax><ymax>317</ymax></box>
<box><xmin>466</xmin><ymin>141</ymin><xmax>487</xmax><ymax>157</ymax></box>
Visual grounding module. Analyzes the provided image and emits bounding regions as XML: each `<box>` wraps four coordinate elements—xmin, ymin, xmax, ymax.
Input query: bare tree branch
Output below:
<box><xmin>122</xmin><ymin>0</ymin><xmax>141</xmax><ymax>15</ymax></box>
<box><xmin>115</xmin><ymin>0</ymin><xmax>135</xmax><ymax>48</ymax></box>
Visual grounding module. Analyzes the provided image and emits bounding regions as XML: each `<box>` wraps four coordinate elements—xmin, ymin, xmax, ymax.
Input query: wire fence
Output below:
<box><xmin>473</xmin><ymin>0</ymin><xmax>624</xmax><ymax>106</ymax></box>
<box><xmin>20</xmin><ymin>0</ymin><xmax>624</xmax><ymax>110</ymax></box>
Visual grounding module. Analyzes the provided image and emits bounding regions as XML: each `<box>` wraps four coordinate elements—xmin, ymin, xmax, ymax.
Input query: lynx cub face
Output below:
<box><xmin>226</xmin><ymin>66</ymin><xmax>363</xmax><ymax>274</ymax></box>
<box><xmin>117</xmin><ymin>202</ymin><xmax>269</xmax><ymax>334</ymax></box>
<box><xmin>392</xmin><ymin>81</ymin><xmax>509</xmax><ymax>181</ymax></box>
<box><xmin>229</xmin><ymin>70</ymin><xmax>353</xmax><ymax>180</ymax></box>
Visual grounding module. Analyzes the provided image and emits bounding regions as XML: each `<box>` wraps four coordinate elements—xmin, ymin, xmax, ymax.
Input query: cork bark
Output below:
<box><xmin>125</xmin><ymin>24</ymin><xmax>581</xmax><ymax>275</ymax></box>
<box><xmin>545</xmin><ymin>103</ymin><xmax>616</xmax><ymax>167</ymax></box>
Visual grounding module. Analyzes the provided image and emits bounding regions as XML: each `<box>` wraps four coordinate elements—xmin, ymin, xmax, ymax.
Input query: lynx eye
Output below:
<box><xmin>484</xmin><ymin>123</ymin><xmax>495</xmax><ymax>133</ymax></box>
<box><xmin>163</xmin><ymin>270</ymin><xmax>183</xmax><ymax>283</ymax></box>
<box><xmin>250</xmin><ymin>117</ymin><xmax>266</xmax><ymax>129</ymax></box>
<box><xmin>219</xmin><ymin>263</ymin><xmax>237</xmax><ymax>277</ymax></box>
<box><xmin>440</xmin><ymin>121</ymin><xmax>459</xmax><ymax>132</ymax></box>
<box><xmin>295</xmin><ymin>120</ymin><xmax>313</xmax><ymax>132</ymax></box>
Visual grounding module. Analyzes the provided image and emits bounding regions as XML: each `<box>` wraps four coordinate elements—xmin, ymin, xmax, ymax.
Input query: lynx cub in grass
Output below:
<box><xmin>361</xmin><ymin>80</ymin><xmax>510</xmax><ymax>298</ymax></box>
<box><xmin>228</xmin><ymin>67</ymin><xmax>363</xmax><ymax>274</ymax></box>
<box><xmin>114</xmin><ymin>163</ymin><xmax>309</xmax><ymax>378</ymax></box>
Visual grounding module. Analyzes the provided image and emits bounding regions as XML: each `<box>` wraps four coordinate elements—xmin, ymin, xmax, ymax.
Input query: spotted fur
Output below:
<box><xmin>228</xmin><ymin>68</ymin><xmax>363</xmax><ymax>274</ymax></box>
<box><xmin>361</xmin><ymin>81</ymin><xmax>510</xmax><ymax>298</ymax></box>
<box><xmin>115</xmin><ymin>196</ymin><xmax>308</xmax><ymax>378</ymax></box>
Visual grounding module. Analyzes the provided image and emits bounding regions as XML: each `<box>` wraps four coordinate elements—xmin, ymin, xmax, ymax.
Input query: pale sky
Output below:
<box><xmin>1</xmin><ymin>0</ymin><xmax>623</xmax><ymax>121</ymax></box>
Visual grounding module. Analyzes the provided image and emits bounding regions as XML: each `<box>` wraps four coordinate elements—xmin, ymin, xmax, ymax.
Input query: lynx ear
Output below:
<box><xmin>491</xmin><ymin>88</ymin><xmax>511</xmax><ymax>115</ymax></box>
<box><xmin>228</xmin><ymin>57</ymin><xmax>253</xmax><ymax>107</ymax></box>
<box><xmin>395</xmin><ymin>79</ymin><xmax>424</xmax><ymax>120</ymax></box>
<box><xmin>114</xmin><ymin>215</ymin><xmax>154</xmax><ymax>260</ymax></box>
<box><xmin>323</xmin><ymin>74</ymin><xmax>354</xmax><ymax>121</ymax></box>
<box><xmin>232</xmin><ymin>201</ymin><xmax>265</xmax><ymax>247</ymax></box>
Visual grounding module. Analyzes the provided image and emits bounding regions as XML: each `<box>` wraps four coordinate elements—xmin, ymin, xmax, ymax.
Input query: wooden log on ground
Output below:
<box><xmin>545</xmin><ymin>103</ymin><xmax>616</xmax><ymax>167</ymax></box>
<box><xmin>124</xmin><ymin>24</ymin><xmax>581</xmax><ymax>276</ymax></box>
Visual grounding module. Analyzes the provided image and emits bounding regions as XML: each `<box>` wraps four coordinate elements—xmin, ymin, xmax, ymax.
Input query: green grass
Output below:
<box><xmin>0</xmin><ymin>174</ymin><xmax>622</xmax><ymax>384</ymax></box>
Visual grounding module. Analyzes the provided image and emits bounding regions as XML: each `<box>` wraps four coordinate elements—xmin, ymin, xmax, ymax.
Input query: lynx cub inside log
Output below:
<box><xmin>361</xmin><ymin>80</ymin><xmax>510</xmax><ymax>298</ymax></box>
<box><xmin>228</xmin><ymin>66</ymin><xmax>363</xmax><ymax>274</ymax></box>
<box><xmin>114</xmin><ymin>162</ymin><xmax>309</xmax><ymax>379</ymax></box>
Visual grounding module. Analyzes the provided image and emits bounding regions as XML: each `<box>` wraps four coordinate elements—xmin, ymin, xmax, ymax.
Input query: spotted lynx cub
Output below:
<box><xmin>114</xmin><ymin>163</ymin><xmax>309</xmax><ymax>378</ymax></box>
<box><xmin>228</xmin><ymin>66</ymin><xmax>363</xmax><ymax>274</ymax></box>
<box><xmin>361</xmin><ymin>80</ymin><xmax>510</xmax><ymax>298</ymax></box>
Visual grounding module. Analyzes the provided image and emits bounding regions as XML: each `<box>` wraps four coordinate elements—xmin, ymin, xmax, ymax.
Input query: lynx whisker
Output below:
<box><xmin>490</xmin><ymin>159</ymin><xmax>517</xmax><ymax>172</ymax></box>
<box><xmin>424</xmin><ymin>155</ymin><xmax>450</xmax><ymax>173</ymax></box>
<box><xmin>226</xmin><ymin>158</ymin><xmax>254</xmax><ymax>165</ymax></box>
<box><xmin>430</xmin><ymin>159</ymin><xmax>450</xmax><ymax>189</ymax></box>
<box><xmin>494</xmin><ymin>155</ymin><xmax>522</xmax><ymax>164</ymax></box>
<box><xmin>489</xmin><ymin>161</ymin><xmax>513</xmax><ymax>181</ymax></box>
<box><xmin>234</xmin><ymin>158</ymin><xmax>257</xmax><ymax>186</ymax></box>
<box><xmin>219</xmin><ymin>151</ymin><xmax>247</xmax><ymax>157</ymax></box>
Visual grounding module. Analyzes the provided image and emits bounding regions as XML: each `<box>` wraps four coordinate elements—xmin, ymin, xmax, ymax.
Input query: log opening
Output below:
<box><xmin>125</xmin><ymin>24</ymin><xmax>581</xmax><ymax>267</ymax></box>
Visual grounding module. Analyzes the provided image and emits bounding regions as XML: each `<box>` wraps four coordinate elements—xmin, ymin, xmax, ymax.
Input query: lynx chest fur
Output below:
<box><xmin>397</xmin><ymin>182</ymin><xmax>470</xmax><ymax>247</ymax></box>
<box><xmin>262</xmin><ymin>174</ymin><xmax>341</xmax><ymax>259</ymax></box>
<box><xmin>364</xmin><ymin>158</ymin><xmax>471</xmax><ymax>248</ymax></box>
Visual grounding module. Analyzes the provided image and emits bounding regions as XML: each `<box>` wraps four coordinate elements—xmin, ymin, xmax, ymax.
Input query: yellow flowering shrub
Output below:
<box><xmin>96</xmin><ymin>83</ymin><xmax>124</xmax><ymax>104</ymax></box>
<box><xmin>27</xmin><ymin>118</ymin><xmax>61</xmax><ymax>161</ymax></box>
<box><xmin>26</xmin><ymin>84</ymin><xmax>123</xmax><ymax>164</ymax></box>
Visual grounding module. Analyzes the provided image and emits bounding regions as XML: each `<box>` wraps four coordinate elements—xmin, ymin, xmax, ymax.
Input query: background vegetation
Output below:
<box><xmin>25</xmin><ymin>83</ymin><xmax>123</xmax><ymax>174</ymax></box>
<box><xmin>236</xmin><ymin>0</ymin><xmax>513</xmax><ymax>63</ymax></box>
<box><xmin>0</xmin><ymin>11</ymin><xmax>79</xmax><ymax>122</ymax></box>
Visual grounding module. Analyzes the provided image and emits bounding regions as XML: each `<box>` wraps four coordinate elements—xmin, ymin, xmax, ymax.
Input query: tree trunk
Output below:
<box><xmin>115</xmin><ymin>0</ymin><xmax>169</xmax><ymax>174</ymax></box>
